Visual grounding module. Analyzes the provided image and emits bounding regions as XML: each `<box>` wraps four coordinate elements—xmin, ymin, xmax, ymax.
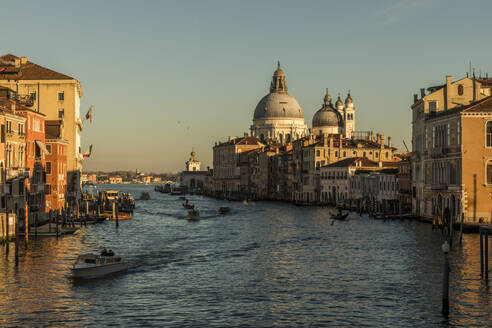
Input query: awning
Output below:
<box><xmin>35</xmin><ymin>140</ymin><xmax>50</xmax><ymax>155</ymax></box>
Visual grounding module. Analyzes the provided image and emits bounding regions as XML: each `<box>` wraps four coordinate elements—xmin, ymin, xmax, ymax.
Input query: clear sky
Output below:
<box><xmin>2</xmin><ymin>0</ymin><xmax>492</xmax><ymax>173</ymax></box>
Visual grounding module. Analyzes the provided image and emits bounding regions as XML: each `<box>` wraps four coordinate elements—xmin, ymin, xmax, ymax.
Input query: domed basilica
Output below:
<box><xmin>250</xmin><ymin>62</ymin><xmax>356</xmax><ymax>143</ymax></box>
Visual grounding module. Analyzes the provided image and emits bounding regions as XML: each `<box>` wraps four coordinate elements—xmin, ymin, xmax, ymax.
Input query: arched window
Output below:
<box><xmin>343</xmin><ymin>151</ymin><xmax>346</xmax><ymax>157</ymax></box>
<box><xmin>458</xmin><ymin>84</ymin><xmax>464</xmax><ymax>96</ymax></box>
<box><xmin>316</xmin><ymin>150</ymin><xmax>320</xmax><ymax>156</ymax></box>
<box><xmin>279</xmin><ymin>134</ymin><xmax>283</xmax><ymax>144</ymax></box>
<box><xmin>487</xmin><ymin>160</ymin><xmax>492</xmax><ymax>184</ymax></box>
<box><xmin>487</xmin><ymin>121</ymin><xmax>492</xmax><ymax>147</ymax></box>
<box><xmin>286</xmin><ymin>133</ymin><xmax>291</xmax><ymax>143</ymax></box>
<box><xmin>260</xmin><ymin>134</ymin><xmax>265</xmax><ymax>142</ymax></box>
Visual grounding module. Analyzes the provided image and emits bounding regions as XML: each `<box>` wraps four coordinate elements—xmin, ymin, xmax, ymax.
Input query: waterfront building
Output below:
<box><xmin>45</xmin><ymin>120</ymin><xmax>68</xmax><ymax>211</ymax></box>
<box><xmin>396</xmin><ymin>153</ymin><xmax>412</xmax><ymax>213</ymax></box>
<box><xmin>250</xmin><ymin>62</ymin><xmax>308</xmax><ymax>144</ymax></box>
<box><xmin>351</xmin><ymin>169</ymin><xmax>399</xmax><ymax>213</ymax></box>
<box><xmin>411</xmin><ymin>75</ymin><xmax>492</xmax><ymax>222</ymax></box>
<box><xmin>109</xmin><ymin>176</ymin><xmax>122</xmax><ymax>184</ymax></box>
<box><xmin>180</xmin><ymin>150</ymin><xmax>207</xmax><ymax>193</ymax></box>
<box><xmin>0</xmin><ymin>87</ymin><xmax>28</xmax><ymax>220</ymax></box>
<box><xmin>292</xmin><ymin>133</ymin><xmax>395</xmax><ymax>202</ymax></box>
<box><xmin>320</xmin><ymin>157</ymin><xmax>398</xmax><ymax>209</ymax></box>
<box><xmin>213</xmin><ymin>135</ymin><xmax>264</xmax><ymax>198</ymax></box>
<box><xmin>0</xmin><ymin>54</ymin><xmax>84</xmax><ymax>202</ymax></box>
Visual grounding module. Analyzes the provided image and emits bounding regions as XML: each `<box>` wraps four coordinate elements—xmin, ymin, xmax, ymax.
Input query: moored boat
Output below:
<box><xmin>72</xmin><ymin>250</ymin><xmax>130</xmax><ymax>279</ymax></box>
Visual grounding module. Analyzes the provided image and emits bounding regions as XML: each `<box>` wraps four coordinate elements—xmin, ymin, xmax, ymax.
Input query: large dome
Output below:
<box><xmin>253</xmin><ymin>92</ymin><xmax>304</xmax><ymax>120</ymax></box>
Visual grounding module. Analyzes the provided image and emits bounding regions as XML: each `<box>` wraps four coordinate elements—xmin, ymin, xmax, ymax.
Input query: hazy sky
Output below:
<box><xmin>3</xmin><ymin>0</ymin><xmax>492</xmax><ymax>173</ymax></box>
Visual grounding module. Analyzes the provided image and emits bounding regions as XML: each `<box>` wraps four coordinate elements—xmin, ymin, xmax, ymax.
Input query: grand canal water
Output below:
<box><xmin>0</xmin><ymin>184</ymin><xmax>490</xmax><ymax>327</ymax></box>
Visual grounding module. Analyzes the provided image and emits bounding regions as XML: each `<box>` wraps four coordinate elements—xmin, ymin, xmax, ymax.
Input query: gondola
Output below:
<box><xmin>182</xmin><ymin>203</ymin><xmax>194</xmax><ymax>209</ymax></box>
<box><xmin>331</xmin><ymin>213</ymin><xmax>349</xmax><ymax>221</ymax></box>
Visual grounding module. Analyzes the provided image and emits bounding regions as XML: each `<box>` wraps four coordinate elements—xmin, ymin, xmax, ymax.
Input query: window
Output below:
<box><xmin>316</xmin><ymin>150</ymin><xmax>320</xmax><ymax>156</ymax></box>
<box><xmin>58</xmin><ymin>109</ymin><xmax>64</xmax><ymax>119</ymax></box>
<box><xmin>58</xmin><ymin>92</ymin><xmax>64</xmax><ymax>101</ymax></box>
<box><xmin>30</xmin><ymin>92</ymin><xmax>36</xmax><ymax>100</ymax></box>
<box><xmin>458</xmin><ymin>84</ymin><xmax>464</xmax><ymax>96</ymax></box>
<box><xmin>18</xmin><ymin>123</ymin><xmax>24</xmax><ymax>135</ymax></box>
<box><xmin>429</xmin><ymin>101</ymin><xmax>437</xmax><ymax>112</ymax></box>
<box><xmin>0</xmin><ymin>124</ymin><xmax>4</xmax><ymax>143</ymax></box>
<box><xmin>488</xmin><ymin>161</ymin><xmax>492</xmax><ymax>185</ymax></box>
<box><xmin>46</xmin><ymin>162</ymin><xmax>52</xmax><ymax>174</ymax></box>
<box><xmin>487</xmin><ymin>122</ymin><xmax>492</xmax><ymax>147</ymax></box>
<box><xmin>335</xmin><ymin>151</ymin><xmax>338</xmax><ymax>157</ymax></box>
<box><xmin>45</xmin><ymin>184</ymin><xmax>51</xmax><ymax>195</ymax></box>
<box><xmin>6</xmin><ymin>121</ymin><xmax>12</xmax><ymax>133</ymax></box>
<box><xmin>46</xmin><ymin>145</ymin><xmax>52</xmax><ymax>154</ymax></box>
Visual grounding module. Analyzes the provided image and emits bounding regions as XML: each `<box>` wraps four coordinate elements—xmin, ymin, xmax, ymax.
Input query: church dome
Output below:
<box><xmin>253</xmin><ymin>92</ymin><xmax>304</xmax><ymax>120</ymax></box>
<box><xmin>312</xmin><ymin>90</ymin><xmax>343</xmax><ymax>128</ymax></box>
<box><xmin>335</xmin><ymin>95</ymin><xmax>343</xmax><ymax>107</ymax></box>
<box><xmin>253</xmin><ymin>61</ymin><xmax>304</xmax><ymax>120</ymax></box>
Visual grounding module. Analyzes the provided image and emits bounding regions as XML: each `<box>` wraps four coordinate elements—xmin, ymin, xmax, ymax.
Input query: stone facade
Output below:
<box><xmin>411</xmin><ymin>75</ymin><xmax>492</xmax><ymax>222</ymax></box>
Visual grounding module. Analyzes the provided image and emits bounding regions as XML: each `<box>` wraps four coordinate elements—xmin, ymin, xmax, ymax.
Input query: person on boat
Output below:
<box><xmin>101</xmin><ymin>248</ymin><xmax>108</xmax><ymax>256</ymax></box>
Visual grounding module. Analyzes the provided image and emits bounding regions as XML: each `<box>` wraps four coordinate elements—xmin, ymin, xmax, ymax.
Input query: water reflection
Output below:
<box><xmin>0</xmin><ymin>184</ymin><xmax>489</xmax><ymax>327</ymax></box>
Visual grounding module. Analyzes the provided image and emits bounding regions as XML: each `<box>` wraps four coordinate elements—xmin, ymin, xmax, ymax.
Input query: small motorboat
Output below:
<box><xmin>182</xmin><ymin>203</ymin><xmax>194</xmax><ymax>209</ymax></box>
<box><xmin>139</xmin><ymin>192</ymin><xmax>151</xmax><ymax>200</ymax></box>
<box><xmin>72</xmin><ymin>249</ymin><xmax>130</xmax><ymax>279</ymax></box>
<box><xmin>187</xmin><ymin>209</ymin><xmax>200</xmax><ymax>221</ymax></box>
<box><xmin>331</xmin><ymin>213</ymin><xmax>349</xmax><ymax>221</ymax></box>
<box><xmin>242</xmin><ymin>200</ymin><xmax>249</xmax><ymax>206</ymax></box>
<box><xmin>218</xmin><ymin>207</ymin><xmax>230</xmax><ymax>214</ymax></box>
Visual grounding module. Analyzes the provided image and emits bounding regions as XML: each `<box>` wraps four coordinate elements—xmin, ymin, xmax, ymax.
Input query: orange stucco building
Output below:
<box><xmin>45</xmin><ymin>120</ymin><xmax>68</xmax><ymax>211</ymax></box>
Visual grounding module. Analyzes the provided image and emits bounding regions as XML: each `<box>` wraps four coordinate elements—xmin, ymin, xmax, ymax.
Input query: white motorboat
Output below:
<box><xmin>72</xmin><ymin>250</ymin><xmax>130</xmax><ymax>279</ymax></box>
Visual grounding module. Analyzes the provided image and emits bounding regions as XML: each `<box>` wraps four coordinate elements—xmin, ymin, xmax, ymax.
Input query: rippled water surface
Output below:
<box><xmin>0</xmin><ymin>184</ymin><xmax>490</xmax><ymax>327</ymax></box>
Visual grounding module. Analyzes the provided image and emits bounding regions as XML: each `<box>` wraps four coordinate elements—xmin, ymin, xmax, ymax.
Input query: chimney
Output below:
<box><xmin>445</xmin><ymin>75</ymin><xmax>451</xmax><ymax>110</ymax></box>
<box><xmin>473</xmin><ymin>74</ymin><xmax>476</xmax><ymax>102</ymax></box>
<box><xmin>376</xmin><ymin>133</ymin><xmax>380</xmax><ymax>144</ymax></box>
<box><xmin>14</xmin><ymin>58</ymin><xmax>20</xmax><ymax>68</ymax></box>
<box><xmin>388</xmin><ymin>136</ymin><xmax>391</xmax><ymax>148</ymax></box>
<box><xmin>380</xmin><ymin>135</ymin><xmax>385</xmax><ymax>149</ymax></box>
<box><xmin>20</xmin><ymin>56</ymin><xmax>27</xmax><ymax>64</ymax></box>
<box><xmin>244</xmin><ymin>132</ymin><xmax>248</xmax><ymax>137</ymax></box>
<box><xmin>420</xmin><ymin>88</ymin><xmax>425</xmax><ymax>98</ymax></box>
<box><xmin>413</xmin><ymin>94</ymin><xmax>418</xmax><ymax>103</ymax></box>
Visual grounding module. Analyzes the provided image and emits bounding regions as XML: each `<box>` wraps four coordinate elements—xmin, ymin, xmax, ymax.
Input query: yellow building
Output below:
<box><xmin>411</xmin><ymin>75</ymin><xmax>492</xmax><ymax>222</ymax></box>
<box><xmin>0</xmin><ymin>54</ymin><xmax>83</xmax><ymax>199</ymax></box>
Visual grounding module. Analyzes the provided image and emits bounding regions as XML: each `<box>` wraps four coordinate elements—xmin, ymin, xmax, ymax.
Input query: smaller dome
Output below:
<box><xmin>345</xmin><ymin>91</ymin><xmax>353</xmax><ymax>105</ymax></box>
<box><xmin>312</xmin><ymin>92</ymin><xmax>343</xmax><ymax>128</ymax></box>
<box><xmin>335</xmin><ymin>95</ymin><xmax>343</xmax><ymax>107</ymax></box>
<box><xmin>190</xmin><ymin>151</ymin><xmax>196</xmax><ymax>157</ymax></box>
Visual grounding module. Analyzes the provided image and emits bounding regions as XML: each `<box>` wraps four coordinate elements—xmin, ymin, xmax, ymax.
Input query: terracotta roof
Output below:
<box><xmin>462</xmin><ymin>95</ymin><xmax>492</xmax><ymax>113</ymax></box>
<box><xmin>0</xmin><ymin>54</ymin><xmax>74</xmax><ymax>80</ymax></box>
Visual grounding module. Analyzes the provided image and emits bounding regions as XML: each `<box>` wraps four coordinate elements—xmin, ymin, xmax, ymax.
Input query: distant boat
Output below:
<box><xmin>139</xmin><ymin>192</ymin><xmax>151</xmax><ymax>200</ymax></box>
<box><xmin>72</xmin><ymin>250</ymin><xmax>130</xmax><ymax>279</ymax></box>
<box><xmin>182</xmin><ymin>203</ymin><xmax>194</xmax><ymax>209</ymax></box>
<box><xmin>218</xmin><ymin>207</ymin><xmax>230</xmax><ymax>214</ymax></box>
<box><xmin>187</xmin><ymin>209</ymin><xmax>200</xmax><ymax>221</ymax></box>
<box><xmin>242</xmin><ymin>200</ymin><xmax>249</xmax><ymax>206</ymax></box>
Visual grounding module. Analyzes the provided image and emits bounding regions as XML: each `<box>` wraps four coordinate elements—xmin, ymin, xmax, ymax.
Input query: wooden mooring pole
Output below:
<box><xmin>485</xmin><ymin>229</ymin><xmax>489</xmax><ymax>281</ymax></box>
<box><xmin>15</xmin><ymin>212</ymin><xmax>19</xmax><ymax>265</ymax></box>
<box><xmin>480</xmin><ymin>227</ymin><xmax>484</xmax><ymax>280</ymax></box>
<box><xmin>5</xmin><ymin>209</ymin><xmax>9</xmax><ymax>255</ymax></box>
<box><xmin>441</xmin><ymin>240</ymin><xmax>450</xmax><ymax>316</ymax></box>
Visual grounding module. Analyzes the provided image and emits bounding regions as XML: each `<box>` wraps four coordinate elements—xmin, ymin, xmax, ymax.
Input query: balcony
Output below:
<box><xmin>431</xmin><ymin>184</ymin><xmax>448</xmax><ymax>191</ymax></box>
